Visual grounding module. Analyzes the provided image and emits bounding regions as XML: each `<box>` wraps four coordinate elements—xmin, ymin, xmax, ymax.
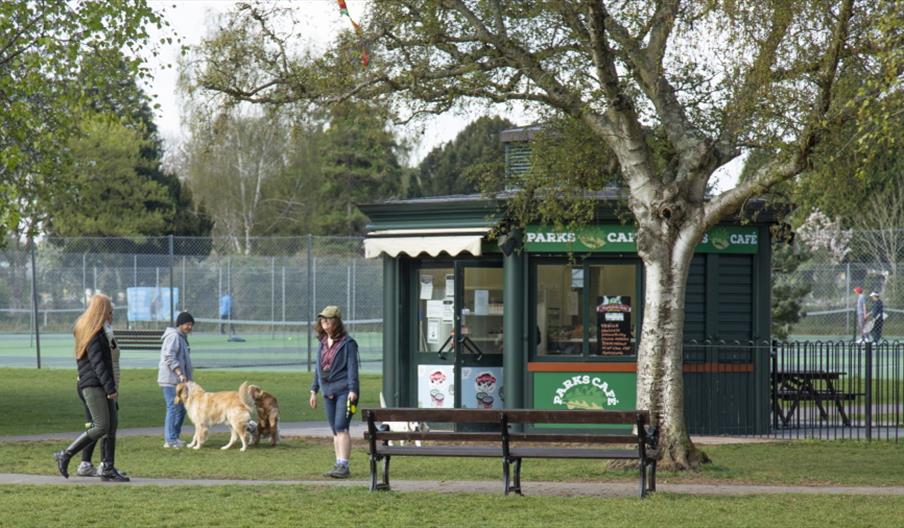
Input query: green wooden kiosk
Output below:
<box><xmin>361</xmin><ymin>134</ymin><xmax>775</xmax><ymax>435</ymax></box>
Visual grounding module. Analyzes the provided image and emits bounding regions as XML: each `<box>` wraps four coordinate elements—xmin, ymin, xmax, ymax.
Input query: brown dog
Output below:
<box><xmin>248</xmin><ymin>385</ymin><xmax>280</xmax><ymax>446</ymax></box>
<box><xmin>175</xmin><ymin>381</ymin><xmax>257</xmax><ymax>452</ymax></box>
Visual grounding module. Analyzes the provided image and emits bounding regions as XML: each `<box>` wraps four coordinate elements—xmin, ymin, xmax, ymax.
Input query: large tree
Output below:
<box><xmin>0</xmin><ymin>0</ymin><xmax>166</xmax><ymax>239</ymax></box>
<box><xmin>193</xmin><ymin>1</ymin><xmax>898</xmax><ymax>469</ymax></box>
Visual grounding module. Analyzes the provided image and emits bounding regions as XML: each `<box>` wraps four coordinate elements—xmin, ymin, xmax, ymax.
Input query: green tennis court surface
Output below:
<box><xmin>0</xmin><ymin>331</ymin><xmax>384</xmax><ymax>372</ymax></box>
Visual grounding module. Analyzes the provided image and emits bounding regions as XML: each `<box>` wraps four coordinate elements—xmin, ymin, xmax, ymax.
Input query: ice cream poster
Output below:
<box><xmin>460</xmin><ymin>367</ymin><xmax>504</xmax><ymax>410</ymax></box>
<box><xmin>417</xmin><ymin>365</ymin><xmax>454</xmax><ymax>408</ymax></box>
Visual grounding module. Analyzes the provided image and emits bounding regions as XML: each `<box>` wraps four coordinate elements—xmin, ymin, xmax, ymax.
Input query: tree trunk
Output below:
<box><xmin>635</xmin><ymin>224</ymin><xmax>710</xmax><ymax>471</ymax></box>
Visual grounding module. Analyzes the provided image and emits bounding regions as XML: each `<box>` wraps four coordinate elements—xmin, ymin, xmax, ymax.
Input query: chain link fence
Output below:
<box><xmin>779</xmin><ymin>228</ymin><xmax>904</xmax><ymax>340</ymax></box>
<box><xmin>0</xmin><ymin>236</ymin><xmax>383</xmax><ymax>371</ymax></box>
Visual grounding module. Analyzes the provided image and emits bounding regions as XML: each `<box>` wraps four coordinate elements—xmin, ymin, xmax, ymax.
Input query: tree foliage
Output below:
<box><xmin>189</xmin><ymin>0</ymin><xmax>898</xmax><ymax>470</ymax></box>
<box><xmin>411</xmin><ymin>115</ymin><xmax>513</xmax><ymax>197</ymax></box>
<box><xmin>45</xmin><ymin>113</ymin><xmax>170</xmax><ymax>236</ymax></box>
<box><xmin>0</xmin><ymin>0</ymin><xmax>166</xmax><ymax>238</ymax></box>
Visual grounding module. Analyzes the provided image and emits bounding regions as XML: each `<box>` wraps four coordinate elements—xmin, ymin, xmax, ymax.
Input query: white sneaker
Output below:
<box><xmin>76</xmin><ymin>461</ymin><xmax>98</xmax><ymax>477</ymax></box>
<box><xmin>163</xmin><ymin>440</ymin><xmax>186</xmax><ymax>449</ymax></box>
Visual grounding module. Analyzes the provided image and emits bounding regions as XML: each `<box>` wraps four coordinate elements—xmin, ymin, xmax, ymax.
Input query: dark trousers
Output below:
<box><xmin>220</xmin><ymin>315</ymin><xmax>234</xmax><ymax>334</ymax></box>
<box><xmin>80</xmin><ymin>386</ymin><xmax>118</xmax><ymax>466</ymax></box>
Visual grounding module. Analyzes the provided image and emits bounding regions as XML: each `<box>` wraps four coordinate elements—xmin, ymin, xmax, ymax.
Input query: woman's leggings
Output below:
<box><xmin>81</xmin><ymin>386</ymin><xmax>117</xmax><ymax>441</ymax></box>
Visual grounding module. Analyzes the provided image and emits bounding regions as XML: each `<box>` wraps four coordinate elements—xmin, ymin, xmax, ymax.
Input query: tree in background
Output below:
<box><xmin>44</xmin><ymin>114</ymin><xmax>169</xmax><ymax>236</ymax></box>
<box><xmin>0</xmin><ymin>1</ymin><xmax>166</xmax><ymax>239</ymax></box>
<box><xmin>190</xmin><ymin>1</ymin><xmax>897</xmax><ymax>469</ymax></box>
<box><xmin>181</xmin><ymin>108</ymin><xmax>290</xmax><ymax>254</ymax></box>
<box><xmin>411</xmin><ymin>116</ymin><xmax>513</xmax><ymax>198</ymax></box>
<box><xmin>315</xmin><ymin>102</ymin><xmax>406</xmax><ymax>235</ymax></box>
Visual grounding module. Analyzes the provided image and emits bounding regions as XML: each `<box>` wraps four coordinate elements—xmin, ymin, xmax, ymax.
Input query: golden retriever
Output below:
<box><xmin>248</xmin><ymin>385</ymin><xmax>280</xmax><ymax>446</ymax></box>
<box><xmin>174</xmin><ymin>381</ymin><xmax>257</xmax><ymax>452</ymax></box>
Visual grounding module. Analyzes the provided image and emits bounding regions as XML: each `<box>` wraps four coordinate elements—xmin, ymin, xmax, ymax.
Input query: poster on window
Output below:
<box><xmin>596</xmin><ymin>296</ymin><xmax>632</xmax><ymax>355</ymax></box>
<box><xmin>417</xmin><ymin>364</ymin><xmax>454</xmax><ymax>408</ymax></box>
<box><xmin>460</xmin><ymin>367</ymin><xmax>504</xmax><ymax>409</ymax></box>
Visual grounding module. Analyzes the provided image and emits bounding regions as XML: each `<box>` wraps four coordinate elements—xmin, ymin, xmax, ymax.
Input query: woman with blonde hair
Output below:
<box><xmin>53</xmin><ymin>294</ymin><xmax>129</xmax><ymax>482</ymax></box>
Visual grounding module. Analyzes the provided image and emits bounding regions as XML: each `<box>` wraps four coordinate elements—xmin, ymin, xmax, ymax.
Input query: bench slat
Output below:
<box><xmin>375</xmin><ymin>446</ymin><xmax>502</xmax><ymax>457</ymax></box>
<box><xmin>366</xmin><ymin>408</ymin><xmax>651</xmax><ymax>425</ymax></box>
<box><xmin>367</xmin><ymin>431</ymin><xmax>642</xmax><ymax>444</ymax></box>
<box><xmin>510</xmin><ymin>447</ymin><xmax>640</xmax><ymax>459</ymax></box>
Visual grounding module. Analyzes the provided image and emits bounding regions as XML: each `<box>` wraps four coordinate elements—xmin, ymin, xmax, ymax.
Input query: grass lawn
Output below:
<box><xmin>3</xmin><ymin>368</ymin><xmax>382</xmax><ymax>436</ymax></box>
<box><xmin>2</xmin><ymin>486</ymin><xmax>904</xmax><ymax>527</ymax></box>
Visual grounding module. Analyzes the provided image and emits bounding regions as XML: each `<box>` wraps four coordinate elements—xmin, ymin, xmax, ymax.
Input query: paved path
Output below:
<box><xmin>2</xmin><ymin>472</ymin><xmax>903</xmax><ymax>497</ymax></box>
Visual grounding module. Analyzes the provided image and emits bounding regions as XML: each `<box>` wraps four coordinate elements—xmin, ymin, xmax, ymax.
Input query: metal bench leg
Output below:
<box><xmin>512</xmin><ymin>458</ymin><xmax>523</xmax><ymax>495</ymax></box>
<box><xmin>639</xmin><ymin>459</ymin><xmax>647</xmax><ymax>498</ymax></box>
<box><xmin>648</xmin><ymin>461</ymin><xmax>657</xmax><ymax>492</ymax></box>
<box><xmin>369</xmin><ymin>455</ymin><xmax>378</xmax><ymax>492</ymax></box>
<box><xmin>503</xmin><ymin>459</ymin><xmax>511</xmax><ymax>495</ymax></box>
<box><xmin>380</xmin><ymin>456</ymin><xmax>391</xmax><ymax>490</ymax></box>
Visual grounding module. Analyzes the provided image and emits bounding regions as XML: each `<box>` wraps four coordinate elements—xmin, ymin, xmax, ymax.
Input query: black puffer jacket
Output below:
<box><xmin>77</xmin><ymin>329</ymin><xmax>116</xmax><ymax>396</ymax></box>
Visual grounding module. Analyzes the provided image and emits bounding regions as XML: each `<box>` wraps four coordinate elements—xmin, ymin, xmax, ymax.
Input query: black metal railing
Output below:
<box><xmin>681</xmin><ymin>340</ymin><xmax>903</xmax><ymax>442</ymax></box>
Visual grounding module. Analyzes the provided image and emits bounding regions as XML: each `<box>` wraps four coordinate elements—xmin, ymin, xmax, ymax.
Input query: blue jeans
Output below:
<box><xmin>323</xmin><ymin>391</ymin><xmax>351</xmax><ymax>434</ymax></box>
<box><xmin>162</xmin><ymin>386</ymin><xmax>186</xmax><ymax>443</ymax></box>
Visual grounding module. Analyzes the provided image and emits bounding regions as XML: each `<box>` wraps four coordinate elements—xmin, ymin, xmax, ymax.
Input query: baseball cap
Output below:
<box><xmin>853</xmin><ymin>287</ymin><xmax>863</xmax><ymax>294</ymax></box>
<box><xmin>870</xmin><ymin>291</ymin><xmax>880</xmax><ymax>298</ymax></box>
<box><xmin>318</xmin><ymin>305</ymin><xmax>341</xmax><ymax>319</ymax></box>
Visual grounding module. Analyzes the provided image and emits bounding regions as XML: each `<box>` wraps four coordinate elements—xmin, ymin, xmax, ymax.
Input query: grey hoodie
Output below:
<box><xmin>157</xmin><ymin>327</ymin><xmax>194</xmax><ymax>386</ymax></box>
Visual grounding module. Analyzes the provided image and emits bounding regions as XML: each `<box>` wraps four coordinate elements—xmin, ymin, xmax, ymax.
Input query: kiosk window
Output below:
<box><xmin>536</xmin><ymin>264</ymin><xmax>584</xmax><ymax>356</ymax></box>
<box><xmin>418</xmin><ymin>268</ymin><xmax>454</xmax><ymax>353</ymax></box>
<box><xmin>588</xmin><ymin>264</ymin><xmax>636</xmax><ymax>355</ymax></box>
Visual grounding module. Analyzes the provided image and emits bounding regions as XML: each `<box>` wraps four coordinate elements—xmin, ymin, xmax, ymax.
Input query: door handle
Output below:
<box><xmin>458</xmin><ymin>335</ymin><xmax>484</xmax><ymax>361</ymax></box>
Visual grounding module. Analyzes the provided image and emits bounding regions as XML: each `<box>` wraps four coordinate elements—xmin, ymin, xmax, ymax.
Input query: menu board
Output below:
<box><xmin>596</xmin><ymin>296</ymin><xmax>632</xmax><ymax>355</ymax></box>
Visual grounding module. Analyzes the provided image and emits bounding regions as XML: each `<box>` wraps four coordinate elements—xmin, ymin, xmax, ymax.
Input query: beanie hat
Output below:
<box><xmin>853</xmin><ymin>287</ymin><xmax>863</xmax><ymax>294</ymax></box>
<box><xmin>176</xmin><ymin>312</ymin><xmax>195</xmax><ymax>326</ymax></box>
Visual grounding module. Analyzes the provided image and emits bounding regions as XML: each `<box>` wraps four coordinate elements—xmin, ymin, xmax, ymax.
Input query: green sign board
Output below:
<box><xmin>524</xmin><ymin>225</ymin><xmax>758</xmax><ymax>254</ymax></box>
<box><xmin>531</xmin><ymin>372</ymin><xmax>636</xmax><ymax>429</ymax></box>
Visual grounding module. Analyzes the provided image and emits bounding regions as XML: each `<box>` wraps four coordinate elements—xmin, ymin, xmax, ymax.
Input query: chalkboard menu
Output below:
<box><xmin>596</xmin><ymin>296</ymin><xmax>633</xmax><ymax>355</ymax></box>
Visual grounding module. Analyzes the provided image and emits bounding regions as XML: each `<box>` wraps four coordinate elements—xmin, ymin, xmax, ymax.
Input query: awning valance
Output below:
<box><xmin>364</xmin><ymin>228</ymin><xmax>490</xmax><ymax>259</ymax></box>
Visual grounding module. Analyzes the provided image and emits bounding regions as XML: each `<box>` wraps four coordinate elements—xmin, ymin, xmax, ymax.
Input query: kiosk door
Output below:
<box><xmin>415</xmin><ymin>263</ymin><xmax>504</xmax><ymax>409</ymax></box>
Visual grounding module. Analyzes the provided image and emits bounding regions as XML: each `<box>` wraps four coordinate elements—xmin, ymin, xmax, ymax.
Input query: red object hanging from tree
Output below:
<box><xmin>337</xmin><ymin>0</ymin><xmax>369</xmax><ymax>66</ymax></box>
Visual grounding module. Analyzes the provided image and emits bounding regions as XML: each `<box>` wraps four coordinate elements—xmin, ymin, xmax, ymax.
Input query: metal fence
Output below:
<box><xmin>0</xmin><ymin>235</ymin><xmax>384</xmax><ymax>371</ymax></box>
<box><xmin>683</xmin><ymin>340</ymin><xmax>903</xmax><ymax>441</ymax></box>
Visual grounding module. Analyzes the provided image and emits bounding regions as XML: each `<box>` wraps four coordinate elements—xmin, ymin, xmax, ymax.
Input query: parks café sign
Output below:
<box><xmin>524</xmin><ymin>225</ymin><xmax>759</xmax><ymax>254</ymax></box>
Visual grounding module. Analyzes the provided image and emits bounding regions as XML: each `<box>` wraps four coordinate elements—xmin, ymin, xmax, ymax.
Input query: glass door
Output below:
<box><xmin>414</xmin><ymin>262</ymin><xmax>504</xmax><ymax>409</ymax></box>
<box><xmin>457</xmin><ymin>264</ymin><xmax>504</xmax><ymax>409</ymax></box>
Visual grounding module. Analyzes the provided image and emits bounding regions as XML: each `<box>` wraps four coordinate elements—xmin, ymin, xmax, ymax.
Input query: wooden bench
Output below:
<box><xmin>113</xmin><ymin>329</ymin><xmax>163</xmax><ymax>350</ymax></box>
<box><xmin>363</xmin><ymin>408</ymin><xmax>659</xmax><ymax>497</ymax></box>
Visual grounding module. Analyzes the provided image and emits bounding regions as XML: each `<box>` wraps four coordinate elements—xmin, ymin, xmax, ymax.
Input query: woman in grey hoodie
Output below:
<box><xmin>157</xmin><ymin>312</ymin><xmax>195</xmax><ymax>448</ymax></box>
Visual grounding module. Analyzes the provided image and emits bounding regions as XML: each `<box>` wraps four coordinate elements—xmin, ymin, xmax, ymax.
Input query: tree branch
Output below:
<box><xmin>704</xmin><ymin>0</ymin><xmax>855</xmax><ymax>229</ymax></box>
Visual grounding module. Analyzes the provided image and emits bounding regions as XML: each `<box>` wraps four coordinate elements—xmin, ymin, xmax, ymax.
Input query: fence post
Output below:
<box><xmin>271</xmin><ymin>256</ymin><xmax>275</xmax><ymax>338</ymax></box>
<box><xmin>30</xmin><ymin>240</ymin><xmax>41</xmax><ymax>369</ymax></box>
<box><xmin>865</xmin><ymin>341</ymin><xmax>873</xmax><ymax>442</ymax></box>
<box><xmin>168</xmin><ymin>234</ymin><xmax>175</xmax><ymax>324</ymax></box>
<box><xmin>281</xmin><ymin>266</ymin><xmax>286</xmax><ymax>322</ymax></box>
<box><xmin>307</xmin><ymin>234</ymin><xmax>313</xmax><ymax>372</ymax></box>
<box><xmin>845</xmin><ymin>263</ymin><xmax>850</xmax><ymax>337</ymax></box>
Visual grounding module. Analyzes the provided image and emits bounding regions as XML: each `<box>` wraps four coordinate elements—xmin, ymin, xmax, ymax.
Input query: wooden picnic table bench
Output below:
<box><xmin>772</xmin><ymin>370</ymin><xmax>864</xmax><ymax>427</ymax></box>
<box><xmin>112</xmin><ymin>329</ymin><xmax>163</xmax><ymax>351</ymax></box>
<box><xmin>363</xmin><ymin>408</ymin><xmax>659</xmax><ymax>497</ymax></box>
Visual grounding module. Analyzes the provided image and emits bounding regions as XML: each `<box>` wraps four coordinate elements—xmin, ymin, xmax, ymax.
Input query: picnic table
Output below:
<box><xmin>772</xmin><ymin>370</ymin><xmax>861</xmax><ymax>427</ymax></box>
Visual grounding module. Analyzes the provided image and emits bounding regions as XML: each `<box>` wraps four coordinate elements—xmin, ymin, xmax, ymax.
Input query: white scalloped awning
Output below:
<box><xmin>364</xmin><ymin>228</ymin><xmax>490</xmax><ymax>259</ymax></box>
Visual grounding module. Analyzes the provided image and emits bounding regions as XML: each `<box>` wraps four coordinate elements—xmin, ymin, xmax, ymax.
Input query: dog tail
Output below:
<box><xmin>238</xmin><ymin>381</ymin><xmax>255</xmax><ymax>413</ymax></box>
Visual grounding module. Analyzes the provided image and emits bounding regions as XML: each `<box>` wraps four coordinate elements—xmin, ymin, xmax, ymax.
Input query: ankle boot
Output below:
<box><xmin>99</xmin><ymin>464</ymin><xmax>130</xmax><ymax>482</ymax></box>
<box><xmin>99</xmin><ymin>437</ymin><xmax>130</xmax><ymax>482</ymax></box>
<box><xmin>53</xmin><ymin>432</ymin><xmax>93</xmax><ymax>479</ymax></box>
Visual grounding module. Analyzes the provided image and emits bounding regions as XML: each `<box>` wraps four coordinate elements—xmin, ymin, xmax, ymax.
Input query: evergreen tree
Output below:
<box><xmin>412</xmin><ymin>116</ymin><xmax>513</xmax><ymax>198</ymax></box>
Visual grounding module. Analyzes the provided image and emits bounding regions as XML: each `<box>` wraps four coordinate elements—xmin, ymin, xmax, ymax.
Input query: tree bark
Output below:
<box><xmin>634</xmin><ymin>215</ymin><xmax>710</xmax><ymax>470</ymax></box>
